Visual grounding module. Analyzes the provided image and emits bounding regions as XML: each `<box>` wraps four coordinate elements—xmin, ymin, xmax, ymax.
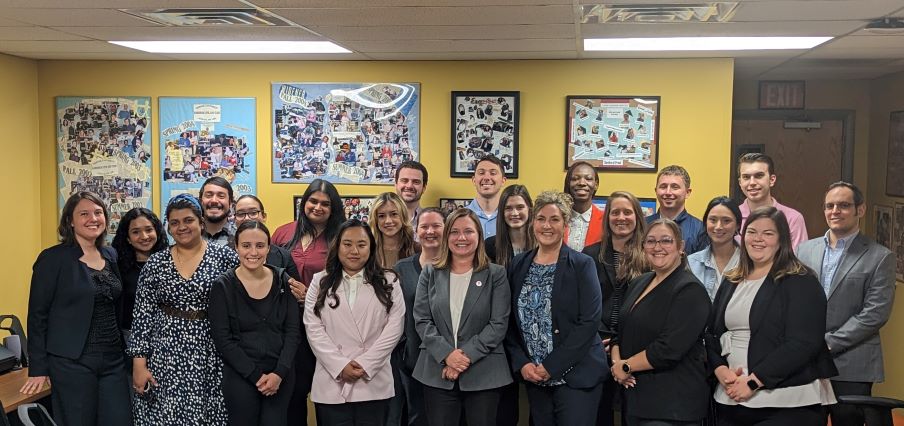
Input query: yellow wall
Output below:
<box><xmin>35</xmin><ymin>59</ymin><xmax>735</xmax><ymax>244</ymax></box>
<box><xmin>0</xmin><ymin>53</ymin><xmax>40</xmax><ymax>326</ymax></box>
<box><xmin>867</xmin><ymin>69</ymin><xmax>904</xmax><ymax>399</ymax></box>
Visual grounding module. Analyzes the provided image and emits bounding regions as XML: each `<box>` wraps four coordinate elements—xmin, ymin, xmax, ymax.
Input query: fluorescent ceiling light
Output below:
<box><xmin>109</xmin><ymin>40</ymin><xmax>351</xmax><ymax>54</ymax></box>
<box><xmin>584</xmin><ymin>37</ymin><xmax>832</xmax><ymax>51</ymax></box>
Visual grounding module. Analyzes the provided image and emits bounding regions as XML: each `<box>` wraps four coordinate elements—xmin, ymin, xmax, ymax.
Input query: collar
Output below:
<box><xmin>573</xmin><ymin>206</ymin><xmax>593</xmax><ymax>223</ymax></box>
<box><xmin>343</xmin><ymin>270</ymin><xmax>365</xmax><ymax>281</ymax></box>
<box><xmin>823</xmin><ymin>230</ymin><xmax>859</xmax><ymax>250</ymax></box>
<box><xmin>654</xmin><ymin>209</ymin><xmax>688</xmax><ymax>222</ymax></box>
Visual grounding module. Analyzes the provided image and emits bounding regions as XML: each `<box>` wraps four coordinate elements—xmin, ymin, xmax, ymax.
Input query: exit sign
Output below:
<box><xmin>758</xmin><ymin>81</ymin><xmax>806</xmax><ymax>110</ymax></box>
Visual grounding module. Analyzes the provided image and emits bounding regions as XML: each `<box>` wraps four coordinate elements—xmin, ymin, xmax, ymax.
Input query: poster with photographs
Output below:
<box><xmin>895</xmin><ymin>203</ymin><xmax>904</xmax><ymax>280</ymax></box>
<box><xmin>875</xmin><ymin>204</ymin><xmax>893</xmax><ymax>249</ymax></box>
<box><xmin>159</xmin><ymin>97</ymin><xmax>256</xmax><ymax>210</ymax></box>
<box><xmin>294</xmin><ymin>195</ymin><xmax>376</xmax><ymax>222</ymax></box>
<box><xmin>273</xmin><ymin>82</ymin><xmax>420</xmax><ymax>185</ymax></box>
<box><xmin>56</xmin><ymin>96</ymin><xmax>152</xmax><ymax>240</ymax></box>
<box><xmin>592</xmin><ymin>196</ymin><xmax>657</xmax><ymax>217</ymax></box>
<box><xmin>451</xmin><ymin>91</ymin><xmax>519</xmax><ymax>177</ymax></box>
<box><xmin>439</xmin><ymin>198</ymin><xmax>472</xmax><ymax>216</ymax></box>
<box><xmin>565</xmin><ymin>96</ymin><xmax>660</xmax><ymax>171</ymax></box>
<box><xmin>885</xmin><ymin>111</ymin><xmax>904</xmax><ymax>197</ymax></box>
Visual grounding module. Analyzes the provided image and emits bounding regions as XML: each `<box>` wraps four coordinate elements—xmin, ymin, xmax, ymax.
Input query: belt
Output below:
<box><xmin>159</xmin><ymin>303</ymin><xmax>207</xmax><ymax>320</ymax></box>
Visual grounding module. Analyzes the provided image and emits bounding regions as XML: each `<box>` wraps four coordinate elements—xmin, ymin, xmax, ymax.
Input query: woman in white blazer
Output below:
<box><xmin>304</xmin><ymin>219</ymin><xmax>406</xmax><ymax>426</ymax></box>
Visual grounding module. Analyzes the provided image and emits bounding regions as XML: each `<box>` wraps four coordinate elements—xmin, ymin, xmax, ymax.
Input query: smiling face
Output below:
<box><xmin>416</xmin><ymin>211</ymin><xmax>445</xmax><ymax>251</ymax></box>
<box><xmin>394</xmin><ymin>167</ymin><xmax>426</xmax><ymax>204</ymax></box>
<box><xmin>471</xmin><ymin>160</ymin><xmax>506</xmax><ymax>198</ymax></box>
<box><xmin>200</xmin><ymin>183</ymin><xmax>230</xmax><ymax>223</ymax></box>
<box><xmin>607</xmin><ymin>197</ymin><xmax>637</xmax><ymax>240</ymax></box>
<box><xmin>304</xmin><ymin>191</ymin><xmax>332</xmax><ymax>226</ymax></box>
<box><xmin>234</xmin><ymin>197</ymin><xmax>266</xmax><ymax>227</ymax></box>
<box><xmin>533</xmin><ymin>203</ymin><xmax>566</xmax><ymax>248</ymax></box>
<box><xmin>448</xmin><ymin>216</ymin><xmax>480</xmax><ymax>260</ymax></box>
<box><xmin>568</xmin><ymin>164</ymin><xmax>599</xmax><ymax>205</ymax></box>
<box><xmin>167</xmin><ymin>208</ymin><xmax>203</xmax><ymax>247</ymax></box>
<box><xmin>744</xmin><ymin>217</ymin><xmax>780</xmax><ymax>268</ymax></box>
<box><xmin>375</xmin><ymin>202</ymin><xmax>402</xmax><ymax>238</ymax></box>
<box><xmin>738</xmin><ymin>161</ymin><xmax>776</xmax><ymax>204</ymax></box>
<box><xmin>503</xmin><ymin>195</ymin><xmax>530</xmax><ymax>230</ymax></box>
<box><xmin>236</xmin><ymin>228</ymin><xmax>269</xmax><ymax>271</ymax></box>
<box><xmin>824</xmin><ymin>186</ymin><xmax>864</xmax><ymax>237</ymax></box>
<box><xmin>339</xmin><ymin>226</ymin><xmax>371</xmax><ymax>275</ymax></box>
<box><xmin>128</xmin><ymin>216</ymin><xmax>158</xmax><ymax>256</ymax></box>
<box><xmin>706</xmin><ymin>204</ymin><xmax>739</xmax><ymax>246</ymax></box>
<box><xmin>656</xmin><ymin>174</ymin><xmax>690</xmax><ymax>212</ymax></box>
<box><xmin>72</xmin><ymin>199</ymin><xmax>107</xmax><ymax>244</ymax></box>
<box><xmin>643</xmin><ymin>223</ymin><xmax>684</xmax><ymax>274</ymax></box>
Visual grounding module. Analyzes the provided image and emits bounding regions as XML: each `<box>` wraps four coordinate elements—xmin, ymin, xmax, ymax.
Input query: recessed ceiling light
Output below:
<box><xmin>109</xmin><ymin>40</ymin><xmax>351</xmax><ymax>54</ymax></box>
<box><xmin>584</xmin><ymin>37</ymin><xmax>832</xmax><ymax>51</ymax></box>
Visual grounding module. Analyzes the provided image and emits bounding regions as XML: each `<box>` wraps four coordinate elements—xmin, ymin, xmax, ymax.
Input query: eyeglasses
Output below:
<box><xmin>643</xmin><ymin>237</ymin><xmax>675</xmax><ymax>249</ymax></box>
<box><xmin>823</xmin><ymin>202</ymin><xmax>854</xmax><ymax>211</ymax></box>
<box><xmin>234</xmin><ymin>210</ymin><xmax>262</xmax><ymax>220</ymax></box>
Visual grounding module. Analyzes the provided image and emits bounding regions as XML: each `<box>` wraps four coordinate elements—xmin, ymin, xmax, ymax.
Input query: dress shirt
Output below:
<box><xmin>739</xmin><ymin>198</ymin><xmax>808</xmax><ymax>249</ymax></box>
<box><xmin>467</xmin><ymin>199</ymin><xmax>498</xmax><ymax>238</ymax></box>
<box><xmin>567</xmin><ymin>207</ymin><xmax>593</xmax><ymax>250</ymax></box>
<box><xmin>343</xmin><ymin>270</ymin><xmax>365</xmax><ymax>308</ymax></box>
<box><xmin>645</xmin><ymin>209</ymin><xmax>705</xmax><ymax>254</ymax></box>
<box><xmin>819</xmin><ymin>230</ymin><xmax>859</xmax><ymax>296</ymax></box>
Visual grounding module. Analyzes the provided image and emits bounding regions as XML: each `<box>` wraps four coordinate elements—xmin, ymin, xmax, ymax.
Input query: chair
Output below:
<box><xmin>837</xmin><ymin>395</ymin><xmax>904</xmax><ymax>426</ymax></box>
<box><xmin>16</xmin><ymin>403</ymin><xmax>56</xmax><ymax>426</ymax></box>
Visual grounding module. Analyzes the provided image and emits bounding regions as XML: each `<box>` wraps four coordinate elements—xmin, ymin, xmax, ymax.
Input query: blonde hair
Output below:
<box><xmin>368</xmin><ymin>192</ymin><xmax>416</xmax><ymax>268</ymax></box>
<box><xmin>532</xmin><ymin>190</ymin><xmax>574</xmax><ymax>223</ymax></box>
<box><xmin>435</xmin><ymin>208</ymin><xmax>490</xmax><ymax>272</ymax></box>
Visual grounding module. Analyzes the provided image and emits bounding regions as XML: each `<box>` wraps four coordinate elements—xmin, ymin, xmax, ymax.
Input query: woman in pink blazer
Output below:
<box><xmin>304</xmin><ymin>219</ymin><xmax>406</xmax><ymax>425</ymax></box>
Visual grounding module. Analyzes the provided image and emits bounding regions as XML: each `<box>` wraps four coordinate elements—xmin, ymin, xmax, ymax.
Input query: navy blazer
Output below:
<box><xmin>504</xmin><ymin>244</ymin><xmax>607</xmax><ymax>388</ymax></box>
<box><xmin>705</xmin><ymin>272</ymin><xmax>838</xmax><ymax>389</ymax></box>
<box><xmin>27</xmin><ymin>244</ymin><xmax>123</xmax><ymax>376</ymax></box>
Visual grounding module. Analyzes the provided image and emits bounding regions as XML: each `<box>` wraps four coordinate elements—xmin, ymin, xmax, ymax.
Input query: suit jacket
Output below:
<box><xmin>27</xmin><ymin>244</ymin><xmax>123</xmax><ymax>376</ymax></box>
<box><xmin>393</xmin><ymin>254</ymin><xmax>423</xmax><ymax>373</ymax></box>
<box><xmin>797</xmin><ymin>233</ymin><xmax>896</xmax><ymax>382</ymax></box>
<box><xmin>505</xmin><ymin>245</ymin><xmax>607</xmax><ymax>388</ymax></box>
<box><xmin>412</xmin><ymin>263</ymin><xmax>512</xmax><ymax>391</ymax></box>
<box><xmin>582</xmin><ymin>242</ymin><xmax>621</xmax><ymax>340</ymax></box>
<box><xmin>705</xmin><ymin>273</ymin><xmax>838</xmax><ymax>390</ymax></box>
<box><xmin>303</xmin><ymin>270</ymin><xmax>405</xmax><ymax>404</ymax></box>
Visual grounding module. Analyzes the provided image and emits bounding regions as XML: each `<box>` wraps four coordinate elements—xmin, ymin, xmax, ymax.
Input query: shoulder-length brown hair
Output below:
<box><xmin>59</xmin><ymin>191</ymin><xmax>109</xmax><ymax>248</ymax></box>
<box><xmin>599</xmin><ymin>191</ymin><xmax>648</xmax><ymax>282</ymax></box>
<box><xmin>645</xmin><ymin>218</ymin><xmax>688</xmax><ymax>269</ymax></box>
<box><xmin>494</xmin><ymin>185</ymin><xmax>536</xmax><ymax>268</ymax></box>
<box><xmin>435</xmin><ymin>208</ymin><xmax>490</xmax><ymax>272</ymax></box>
<box><xmin>725</xmin><ymin>206</ymin><xmax>812</xmax><ymax>283</ymax></box>
<box><xmin>368</xmin><ymin>192</ymin><xmax>417</xmax><ymax>268</ymax></box>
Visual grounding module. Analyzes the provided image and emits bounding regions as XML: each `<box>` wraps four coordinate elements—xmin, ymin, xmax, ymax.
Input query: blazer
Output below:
<box><xmin>582</xmin><ymin>242</ymin><xmax>620</xmax><ymax>340</ymax></box>
<box><xmin>412</xmin><ymin>263</ymin><xmax>512</xmax><ymax>391</ymax></box>
<box><xmin>797</xmin><ymin>233</ymin><xmax>896</xmax><ymax>382</ymax></box>
<box><xmin>393</xmin><ymin>254</ymin><xmax>423</xmax><ymax>374</ymax></box>
<box><xmin>209</xmin><ymin>266</ymin><xmax>301</xmax><ymax>384</ymax></box>
<box><xmin>27</xmin><ymin>244</ymin><xmax>123</xmax><ymax>376</ymax></box>
<box><xmin>705</xmin><ymin>273</ymin><xmax>838</xmax><ymax>390</ymax></box>
<box><xmin>267</xmin><ymin>244</ymin><xmax>302</xmax><ymax>281</ymax></box>
<box><xmin>303</xmin><ymin>270</ymin><xmax>405</xmax><ymax>404</ymax></box>
<box><xmin>504</xmin><ymin>245</ymin><xmax>607</xmax><ymax>388</ymax></box>
<box><xmin>563</xmin><ymin>204</ymin><xmax>605</xmax><ymax>248</ymax></box>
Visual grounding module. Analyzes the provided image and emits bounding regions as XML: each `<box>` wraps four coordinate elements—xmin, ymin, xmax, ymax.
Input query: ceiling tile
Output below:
<box><xmin>3</xmin><ymin>0</ymin><xmax>247</xmax><ymax>7</ymax></box>
<box><xmin>311</xmin><ymin>24</ymin><xmax>576</xmax><ymax>41</ymax></box>
<box><xmin>56</xmin><ymin>26</ymin><xmax>323</xmax><ymax>41</ymax></box>
<box><xmin>0</xmin><ymin>27</ymin><xmax>90</xmax><ymax>41</ymax></box>
<box><xmin>343</xmin><ymin>38</ymin><xmax>575</xmax><ymax>53</ymax></box>
<box><xmin>0</xmin><ymin>8</ymin><xmax>163</xmax><ymax>27</ymax></box>
<box><xmin>0</xmin><ymin>16</ymin><xmax>30</xmax><ymax>26</ymax></box>
<box><xmin>257</xmin><ymin>0</ymin><xmax>573</xmax><ymax>6</ymax></box>
<box><xmin>581</xmin><ymin>21</ymin><xmax>864</xmax><ymax>38</ymax></box>
<box><xmin>730</xmin><ymin>1</ymin><xmax>903</xmax><ymax>22</ymax></box>
<box><xmin>271</xmin><ymin>5</ymin><xmax>575</xmax><ymax>26</ymax></box>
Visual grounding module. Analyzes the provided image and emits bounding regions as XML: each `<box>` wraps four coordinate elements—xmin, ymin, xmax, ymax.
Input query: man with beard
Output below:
<box><xmin>394</xmin><ymin>161</ymin><xmax>428</xmax><ymax>228</ymax></box>
<box><xmin>467</xmin><ymin>155</ymin><xmax>507</xmax><ymax>238</ymax></box>
<box><xmin>645</xmin><ymin>165</ymin><xmax>704</xmax><ymax>254</ymax></box>
<box><xmin>198</xmin><ymin>176</ymin><xmax>235</xmax><ymax>247</ymax></box>
<box><xmin>564</xmin><ymin>161</ymin><xmax>604</xmax><ymax>250</ymax></box>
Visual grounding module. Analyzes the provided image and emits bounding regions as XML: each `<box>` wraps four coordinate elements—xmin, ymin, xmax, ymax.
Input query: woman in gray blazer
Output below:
<box><xmin>413</xmin><ymin>208</ymin><xmax>512</xmax><ymax>426</ymax></box>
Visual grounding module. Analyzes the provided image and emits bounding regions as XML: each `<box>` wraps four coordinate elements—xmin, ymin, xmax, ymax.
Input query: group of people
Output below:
<box><xmin>21</xmin><ymin>151</ymin><xmax>895</xmax><ymax>426</ymax></box>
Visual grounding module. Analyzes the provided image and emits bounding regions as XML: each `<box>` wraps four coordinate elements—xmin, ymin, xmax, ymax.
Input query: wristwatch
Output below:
<box><xmin>746</xmin><ymin>379</ymin><xmax>760</xmax><ymax>392</ymax></box>
<box><xmin>621</xmin><ymin>361</ymin><xmax>631</xmax><ymax>374</ymax></box>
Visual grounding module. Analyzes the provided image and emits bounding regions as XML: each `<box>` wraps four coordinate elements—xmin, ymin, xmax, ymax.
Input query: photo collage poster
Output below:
<box><xmin>272</xmin><ymin>83</ymin><xmax>420</xmax><ymax>184</ymax></box>
<box><xmin>451</xmin><ymin>92</ymin><xmax>519</xmax><ymax>177</ymax></box>
<box><xmin>567</xmin><ymin>97</ymin><xmax>660</xmax><ymax>170</ymax></box>
<box><xmin>159</xmin><ymin>97</ymin><xmax>257</xmax><ymax>211</ymax></box>
<box><xmin>56</xmin><ymin>96</ymin><xmax>152</xmax><ymax>240</ymax></box>
<box><xmin>439</xmin><ymin>198</ymin><xmax>472</xmax><ymax>216</ymax></box>
<box><xmin>895</xmin><ymin>202</ymin><xmax>904</xmax><ymax>281</ymax></box>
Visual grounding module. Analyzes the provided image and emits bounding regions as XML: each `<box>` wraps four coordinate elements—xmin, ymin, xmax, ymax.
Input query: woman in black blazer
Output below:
<box><xmin>209</xmin><ymin>221</ymin><xmax>301</xmax><ymax>426</ymax></box>
<box><xmin>505</xmin><ymin>191</ymin><xmax>605</xmax><ymax>426</ymax></box>
<box><xmin>610</xmin><ymin>218</ymin><xmax>711</xmax><ymax>426</ymax></box>
<box><xmin>705</xmin><ymin>207</ymin><xmax>837</xmax><ymax>425</ymax></box>
<box><xmin>21</xmin><ymin>192</ymin><xmax>132</xmax><ymax>425</ymax></box>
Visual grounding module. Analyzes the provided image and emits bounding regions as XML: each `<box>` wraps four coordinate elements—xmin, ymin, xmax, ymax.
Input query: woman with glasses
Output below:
<box><xmin>610</xmin><ymin>218</ymin><xmax>711</xmax><ymax>426</ymax></box>
<box><xmin>233</xmin><ymin>195</ymin><xmax>301</xmax><ymax>281</ymax></box>
<box><xmin>706</xmin><ymin>207</ymin><xmax>836</xmax><ymax>425</ymax></box>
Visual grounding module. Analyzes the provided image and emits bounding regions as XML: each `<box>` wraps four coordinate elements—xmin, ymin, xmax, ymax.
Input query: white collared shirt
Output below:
<box><xmin>567</xmin><ymin>207</ymin><xmax>594</xmax><ymax>250</ymax></box>
<box><xmin>342</xmin><ymin>270</ymin><xmax>365</xmax><ymax>308</ymax></box>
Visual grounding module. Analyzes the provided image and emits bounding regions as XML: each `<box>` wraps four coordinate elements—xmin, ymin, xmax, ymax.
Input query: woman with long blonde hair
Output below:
<box><xmin>369</xmin><ymin>192</ymin><xmax>418</xmax><ymax>269</ymax></box>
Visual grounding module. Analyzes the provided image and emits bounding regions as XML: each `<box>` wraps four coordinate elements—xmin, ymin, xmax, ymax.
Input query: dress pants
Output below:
<box><xmin>316</xmin><ymin>399</ymin><xmax>390</xmax><ymax>426</ymax></box>
<box><xmin>828</xmin><ymin>380</ymin><xmax>873</xmax><ymax>426</ymax></box>
<box><xmin>47</xmin><ymin>349</ymin><xmax>131</xmax><ymax>426</ymax></box>
<box><xmin>525</xmin><ymin>382</ymin><xmax>603</xmax><ymax>426</ymax></box>
<box><xmin>496</xmin><ymin>382</ymin><xmax>521</xmax><ymax>426</ymax></box>
<box><xmin>288</xmin><ymin>338</ymin><xmax>317</xmax><ymax>425</ymax></box>
<box><xmin>716</xmin><ymin>403</ymin><xmax>825</xmax><ymax>426</ymax></box>
<box><xmin>223</xmin><ymin>363</ymin><xmax>296</xmax><ymax>426</ymax></box>
<box><xmin>385</xmin><ymin>350</ymin><xmax>405</xmax><ymax>426</ymax></box>
<box><xmin>422</xmin><ymin>382</ymin><xmax>501</xmax><ymax>426</ymax></box>
<box><xmin>398</xmin><ymin>366</ymin><xmax>428</xmax><ymax>426</ymax></box>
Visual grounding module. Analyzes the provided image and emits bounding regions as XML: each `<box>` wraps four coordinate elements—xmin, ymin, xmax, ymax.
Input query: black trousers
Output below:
<box><xmin>496</xmin><ymin>381</ymin><xmax>521</xmax><ymax>426</ymax></box>
<box><xmin>398</xmin><ymin>367</ymin><xmax>428</xmax><ymax>426</ymax></box>
<box><xmin>716</xmin><ymin>403</ymin><xmax>825</xmax><ymax>426</ymax></box>
<box><xmin>47</xmin><ymin>349</ymin><xmax>131</xmax><ymax>426</ymax></box>
<box><xmin>525</xmin><ymin>382</ymin><xmax>603</xmax><ymax>426</ymax></box>
<box><xmin>828</xmin><ymin>380</ymin><xmax>873</xmax><ymax>426</ymax></box>
<box><xmin>288</xmin><ymin>337</ymin><xmax>317</xmax><ymax>425</ymax></box>
<box><xmin>316</xmin><ymin>399</ymin><xmax>390</xmax><ymax>426</ymax></box>
<box><xmin>597</xmin><ymin>375</ymin><xmax>619</xmax><ymax>426</ymax></box>
<box><xmin>422</xmin><ymin>382</ymin><xmax>501</xmax><ymax>426</ymax></box>
<box><xmin>223</xmin><ymin>363</ymin><xmax>296</xmax><ymax>426</ymax></box>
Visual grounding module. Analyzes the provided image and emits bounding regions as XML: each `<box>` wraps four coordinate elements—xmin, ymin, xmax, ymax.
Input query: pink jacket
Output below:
<box><xmin>303</xmin><ymin>270</ymin><xmax>405</xmax><ymax>404</ymax></box>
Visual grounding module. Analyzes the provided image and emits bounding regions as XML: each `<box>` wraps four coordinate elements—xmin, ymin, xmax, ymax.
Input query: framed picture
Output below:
<box><xmin>294</xmin><ymin>195</ymin><xmax>376</xmax><ymax>222</ymax></box>
<box><xmin>451</xmin><ymin>91</ymin><xmax>519</xmax><ymax>178</ymax></box>
<box><xmin>438</xmin><ymin>198</ymin><xmax>472</xmax><ymax>216</ymax></box>
<box><xmin>894</xmin><ymin>203</ymin><xmax>904</xmax><ymax>281</ymax></box>
<box><xmin>885</xmin><ymin>111</ymin><xmax>904</xmax><ymax>197</ymax></box>
<box><xmin>875</xmin><ymin>204</ymin><xmax>893</xmax><ymax>250</ymax></box>
<box><xmin>592</xmin><ymin>196</ymin><xmax>657</xmax><ymax>218</ymax></box>
<box><xmin>565</xmin><ymin>96</ymin><xmax>660</xmax><ymax>172</ymax></box>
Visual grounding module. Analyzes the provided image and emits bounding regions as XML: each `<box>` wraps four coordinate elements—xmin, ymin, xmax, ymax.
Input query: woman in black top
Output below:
<box><xmin>21</xmin><ymin>192</ymin><xmax>132</xmax><ymax>425</ymax></box>
<box><xmin>209</xmin><ymin>220</ymin><xmax>302</xmax><ymax>426</ymax></box>
<box><xmin>111</xmin><ymin>207</ymin><xmax>167</xmax><ymax>332</ymax></box>
<box><xmin>610</xmin><ymin>219</ymin><xmax>711</xmax><ymax>426</ymax></box>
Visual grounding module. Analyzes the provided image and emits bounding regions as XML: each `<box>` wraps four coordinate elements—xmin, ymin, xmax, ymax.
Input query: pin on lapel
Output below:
<box><xmin>476</xmin><ymin>281</ymin><xmax>483</xmax><ymax>287</ymax></box>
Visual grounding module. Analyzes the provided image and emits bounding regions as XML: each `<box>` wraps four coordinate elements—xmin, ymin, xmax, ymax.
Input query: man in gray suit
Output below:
<box><xmin>797</xmin><ymin>181</ymin><xmax>896</xmax><ymax>426</ymax></box>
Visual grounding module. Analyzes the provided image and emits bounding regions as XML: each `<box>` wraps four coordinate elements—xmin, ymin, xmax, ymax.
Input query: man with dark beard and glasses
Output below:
<box><xmin>199</xmin><ymin>176</ymin><xmax>235</xmax><ymax>247</ymax></box>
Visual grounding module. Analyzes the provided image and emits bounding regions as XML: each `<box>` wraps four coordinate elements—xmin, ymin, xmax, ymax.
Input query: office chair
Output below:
<box><xmin>16</xmin><ymin>403</ymin><xmax>56</xmax><ymax>426</ymax></box>
<box><xmin>837</xmin><ymin>395</ymin><xmax>904</xmax><ymax>426</ymax></box>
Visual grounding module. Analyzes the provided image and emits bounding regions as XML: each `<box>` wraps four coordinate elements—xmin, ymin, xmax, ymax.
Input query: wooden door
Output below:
<box><xmin>731</xmin><ymin>119</ymin><xmax>844</xmax><ymax>239</ymax></box>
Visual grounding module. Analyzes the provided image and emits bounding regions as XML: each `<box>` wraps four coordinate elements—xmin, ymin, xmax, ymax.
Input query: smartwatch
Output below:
<box><xmin>621</xmin><ymin>361</ymin><xmax>631</xmax><ymax>374</ymax></box>
<box><xmin>746</xmin><ymin>379</ymin><xmax>760</xmax><ymax>392</ymax></box>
